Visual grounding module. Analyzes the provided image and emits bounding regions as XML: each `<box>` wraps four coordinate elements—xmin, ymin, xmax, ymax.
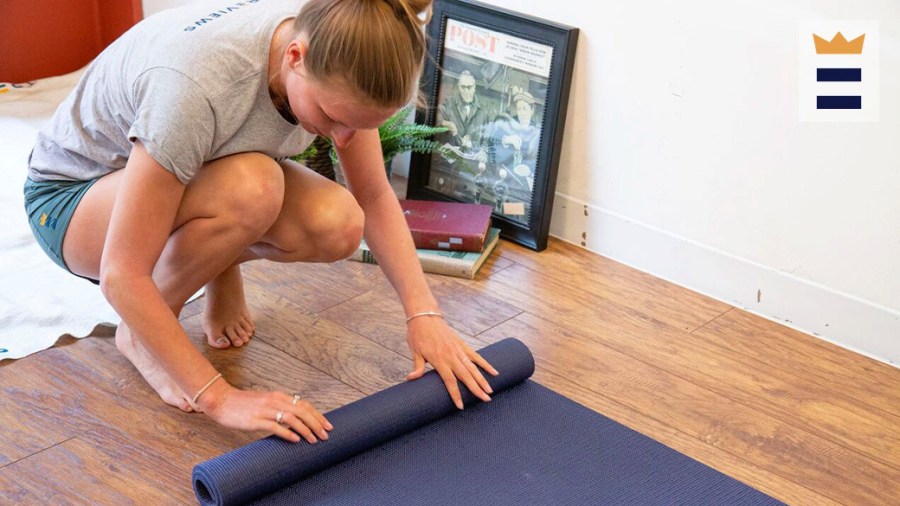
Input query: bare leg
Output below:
<box><xmin>63</xmin><ymin>156</ymin><xmax>361</xmax><ymax>410</ymax></box>
<box><xmin>197</xmin><ymin>158</ymin><xmax>365</xmax><ymax>351</ymax></box>
<box><xmin>64</xmin><ymin>153</ymin><xmax>285</xmax><ymax>410</ymax></box>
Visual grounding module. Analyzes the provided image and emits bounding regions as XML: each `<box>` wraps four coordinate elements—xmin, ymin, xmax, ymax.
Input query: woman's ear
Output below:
<box><xmin>285</xmin><ymin>39</ymin><xmax>309</xmax><ymax>72</ymax></box>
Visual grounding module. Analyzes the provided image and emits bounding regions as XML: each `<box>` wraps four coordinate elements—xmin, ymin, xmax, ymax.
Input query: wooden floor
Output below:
<box><xmin>2</xmin><ymin>179</ymin><xmax>898</xmax><ymax>505</ymax></box>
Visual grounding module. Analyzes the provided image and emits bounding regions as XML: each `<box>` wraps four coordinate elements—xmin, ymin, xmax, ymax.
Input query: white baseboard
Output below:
<box><xmin>549</xmin><ymin>192</ymin><xmax>900</xmax><ymax>367</ymax></box>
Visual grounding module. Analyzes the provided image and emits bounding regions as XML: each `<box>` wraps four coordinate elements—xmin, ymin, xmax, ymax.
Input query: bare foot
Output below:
<box><xmin>115</xmin><ymin>323</ymin><xmax>193</xmax><ymax>412</ymax></box>
<box><xmin>203</xmin><ymin>265</ymin><xmax>255</xmax><ymax>349</ymax></box>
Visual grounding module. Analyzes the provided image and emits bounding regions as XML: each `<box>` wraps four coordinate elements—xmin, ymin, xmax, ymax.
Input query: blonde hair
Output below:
<box><xmin>293</xmin><ymin>0</ymin><xmax>432</xmax><ymax>108</ymax></box>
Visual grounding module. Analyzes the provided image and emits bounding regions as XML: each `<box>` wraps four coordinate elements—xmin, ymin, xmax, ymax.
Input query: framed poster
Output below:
<box><xmin>408</xmin><ymin>0</ymin><xmax>578</xmax><ymax>251</ymax></box>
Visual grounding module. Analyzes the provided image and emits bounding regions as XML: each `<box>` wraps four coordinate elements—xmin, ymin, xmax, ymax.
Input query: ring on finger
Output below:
<box><xmin>292</xmin><ymin>394</ymin><xmax>301</xmax><ymax>406</ymax></box>
<box><xmin>276</xmin><ymin>409</ymin><xmax>285</xmax><ymax>425</ymax></box>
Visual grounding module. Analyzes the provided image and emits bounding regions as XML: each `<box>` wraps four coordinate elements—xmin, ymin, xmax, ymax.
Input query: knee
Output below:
<box><xmin>216</xmin><ymin>154</ymin><xmax>285</xmax><ymax>234</ymax></box>
<box><xmin>273</xmin><ymin>185</ymin><xmax>364</xmax><ymax>263</ymax></box>
<box><xmin>306</xmin><ymin>189</ymin><xmax>364</xmax><ymax>262</ymax></box>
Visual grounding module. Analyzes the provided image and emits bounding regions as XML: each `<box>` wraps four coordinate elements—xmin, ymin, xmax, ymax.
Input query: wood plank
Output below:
<box><xmin>0</xmin><ymin>330</ymin><xmax>140</xmax><ymax>468</ymax></box>
<box><xmin>494</xmin><ymin>238</ymin><xmax>732</xmax><ymax>331</ymax></box>
<box><xmin>474</xmin><ymin>264</ymin><xmax>900</xmax><ymax>469</ymax></box>
<box><xmin>0</xmin><ymin>437</ymin><xmax>188</xmax><ymax>506</ymax></box>
<box><xmin>0</xmin><ymin>337</ymin><xmax>80</xmax><ymax>466</ymax></box>
<box><xmin>693</xmin><ymin>309</ymin><xmax>900</xmax><ymax>417</ymax></box>
<box><xmin>0</xmin><ymin>340</ymin><xmax>212</xmax><ymax>504</ymax></box>
<box><xmin>0</xmin><ymin>410</ymin><xmax>73</xmax><ymax>468</ymax></box>
<box><xmin>318</xmin><ymin>276</ymin><xmax>521</xmax><ymax>356</ymax></box>
<box><xmin>242</xmin><ymin>259</ymin><xmax>380</xmax><ymax>314</ymax></box>
<box><xmin>238</xmin><ymin>282</ymin><xmax>411</xmax><ymax>394</ymax></box>
<box><xmin>464</xmin><ymin>241</ymin><xmax>517</xmax><ymax>285</ymax></box>
<box><xmin>475</xmin><ymin>313</ymin><xmax>899</xmax><ymax>505</ymax></box>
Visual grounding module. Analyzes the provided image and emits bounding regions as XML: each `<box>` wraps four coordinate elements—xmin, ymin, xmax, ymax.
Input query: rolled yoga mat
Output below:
<box><xmin>193</xmin><ymin>338</ymin><xmax>782</xmax><ymax>505</ymax></box>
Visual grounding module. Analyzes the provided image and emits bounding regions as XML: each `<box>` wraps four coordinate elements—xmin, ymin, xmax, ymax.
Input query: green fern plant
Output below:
<box><xmin>292</xmin><ymin>105</ymin><xmax>463</xmax><ymax>169</ymax></box>
<box><xmin>290</xmin><ymin>142</ymin><xmax>319</xmax><ymax>162</ymax></box>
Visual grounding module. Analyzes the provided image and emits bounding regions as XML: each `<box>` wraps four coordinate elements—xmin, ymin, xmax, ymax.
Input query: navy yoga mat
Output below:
<box><xmin>193</xmin><ymin>338</ymin><xmax>782</xmax><ymax>505</ymax></box>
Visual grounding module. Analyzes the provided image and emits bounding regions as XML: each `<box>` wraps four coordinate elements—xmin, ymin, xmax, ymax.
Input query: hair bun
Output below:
<box><xmin>383</xmin><ymin>0</ymin><xmax>433</xmax><ymax>26</ymax></box>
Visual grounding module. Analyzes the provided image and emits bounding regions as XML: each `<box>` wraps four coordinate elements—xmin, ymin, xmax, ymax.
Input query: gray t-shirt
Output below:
<box><xmin>28</xmin><ymin>0</ymin><xmax>313</xmax><ymax>184</ymax></box>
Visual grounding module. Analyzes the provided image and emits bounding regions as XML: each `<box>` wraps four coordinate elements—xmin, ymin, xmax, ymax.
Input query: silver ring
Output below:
<box><xmin>276</xmin><ymin>409</ymin><xmax>284</xmax><ymax>425</ymax></box>
<box><xmin>292</xmin><ymin>394</ymin><xmax>301</xmax><ymax>406</ymax></box>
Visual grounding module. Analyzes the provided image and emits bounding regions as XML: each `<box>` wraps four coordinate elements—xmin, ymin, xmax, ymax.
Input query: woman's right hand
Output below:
<box><xmin>201</xmin><ymin>383</ymin><xmax>333</xmax><ymax>444</ymax></box>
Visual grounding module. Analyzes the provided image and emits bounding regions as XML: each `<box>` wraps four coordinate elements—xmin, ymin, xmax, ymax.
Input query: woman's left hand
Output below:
<box><xmin>405</xmin><ymin>315</ymin><xmax>500</xmax><ymax>409</ymax></box>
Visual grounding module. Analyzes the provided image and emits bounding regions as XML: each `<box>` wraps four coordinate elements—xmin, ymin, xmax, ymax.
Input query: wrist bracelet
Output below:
<box><xmin>406</xmin><ymin>311</ymin><xmax>443</xmax><ymax>323</ymax></box>
<box><xmin>190</xmin><ymin>373</ymin><xmax>223</xmax><ymax>411</ymax></box>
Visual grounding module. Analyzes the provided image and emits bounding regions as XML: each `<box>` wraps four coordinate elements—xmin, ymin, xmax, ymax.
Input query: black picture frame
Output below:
<box><xmin>408</xmin><ymin>0</ymin><xmax>578</xmax><ymax>251</ymax></box>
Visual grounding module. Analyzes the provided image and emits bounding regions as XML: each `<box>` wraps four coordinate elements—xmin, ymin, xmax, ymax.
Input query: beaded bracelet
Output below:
<box><xmin>406</xmin><ymin>311</ymin><xmax>443</xmax><ymax>323</ymax></box>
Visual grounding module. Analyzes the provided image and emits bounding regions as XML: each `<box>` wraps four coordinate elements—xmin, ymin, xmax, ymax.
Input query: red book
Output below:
<box><xmin>400</xmin><ymin>200</ymin><xmax>493</xmax><ymax>252</ymax></box>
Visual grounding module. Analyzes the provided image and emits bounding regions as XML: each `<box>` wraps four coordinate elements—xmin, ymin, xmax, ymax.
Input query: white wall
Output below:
<box><xmin>477</xmin><ymin>0</ymin><xmax>899</xmax><ymax>365</ymax></box>
<box><xmin>142</xmin><ymin>0</ymin><xmax>899</xmax><ymax>365</ymax></box>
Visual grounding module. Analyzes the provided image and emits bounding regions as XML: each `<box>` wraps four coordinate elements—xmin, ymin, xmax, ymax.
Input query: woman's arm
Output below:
<box><xmin>100</xmin><ymin>142</ymin><xmax>220</xmax><ymax>397</ymax></box>
<box><xmin>337</xmin><ymin>130</ymin><xmax>499</xmax><ymax>409</ymax></box>
<box><xmin>101</xmin><ymin>142</ymin><xmax>331</xmax><ymax>443</ymax></box>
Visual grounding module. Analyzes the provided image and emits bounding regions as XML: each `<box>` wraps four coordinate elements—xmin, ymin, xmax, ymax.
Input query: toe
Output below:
<box><xmin>209</xmin><ymin>334</ymin><xmax>231</xmax><ymax>349</ymax></box>
<box><xmin>225</xmin><ymin>325</ymin><xmax>243</xmax><ymax>347</ymax></box>
<box><xmin>239</xmin><ymin>320</ymin><xmax>254</xmax><ymax>340</ymax></box>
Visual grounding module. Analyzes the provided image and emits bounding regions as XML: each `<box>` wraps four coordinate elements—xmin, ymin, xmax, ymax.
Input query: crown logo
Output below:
<box><xmin>813</xmin><ymin>32</ymin><xmax>865</xmax><ymax>54</ymax></box>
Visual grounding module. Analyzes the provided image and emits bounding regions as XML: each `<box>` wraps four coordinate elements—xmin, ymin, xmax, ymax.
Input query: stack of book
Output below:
<box><xmin>349</xmin><ymin>200</ymin><xmax>500</xmax><ymax>279</ymax></box>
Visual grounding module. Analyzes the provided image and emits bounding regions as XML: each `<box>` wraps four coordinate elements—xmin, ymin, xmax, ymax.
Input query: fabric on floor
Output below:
<box><xmin>0</xmin><ymin>70</ymin><xmax>200</xmax><ymax>361</ymax></box>
<box><xmin>193</xmin><ymin>338</ymin><xmax>782</xmax><ymax>506</ymax></box>
<box><xmin>0</xmin><ymin>69</ymin><xmax>122</xmax><ymax>361</ymax></box>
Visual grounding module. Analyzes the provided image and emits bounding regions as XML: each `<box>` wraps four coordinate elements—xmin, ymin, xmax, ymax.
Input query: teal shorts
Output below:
<box><xmin>23</xmin><ymin>176</ymin><xmax>101</xmax><ymax>284</ymax></box>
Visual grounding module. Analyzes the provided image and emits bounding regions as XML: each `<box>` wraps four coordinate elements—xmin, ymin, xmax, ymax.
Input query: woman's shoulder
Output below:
<box><xmin>110</xmin><ymin>1</ymin><xmax>295</xmax><ymax>93</ymax></box>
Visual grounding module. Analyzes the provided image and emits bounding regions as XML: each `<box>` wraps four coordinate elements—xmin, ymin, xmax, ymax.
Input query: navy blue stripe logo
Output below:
<box><xmin>816</xmin><ymin>68</ymin><xmax>861</xmax><ymax>82</ymax></box>
<box><xmin>817</xmin><ymin>96</ymin><xmax>861</xmax><ymax>109</ymax></box>
<box><xmin>816</xmin><ymin>65</ymin><xmax>863</xmax><ymax>109</ymax></box>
